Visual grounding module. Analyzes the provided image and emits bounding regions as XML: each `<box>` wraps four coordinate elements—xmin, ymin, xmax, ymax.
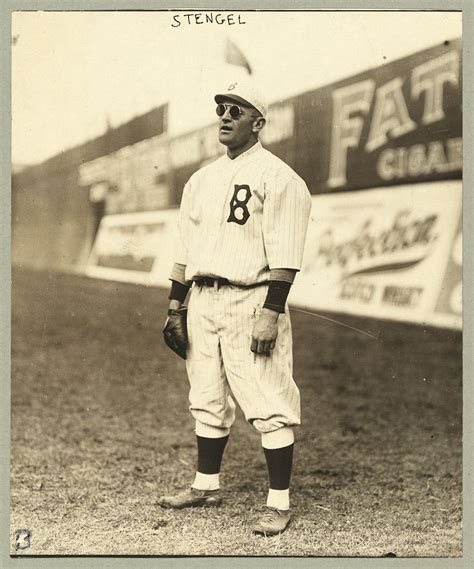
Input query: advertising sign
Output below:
<box><xmin>429</xmin><ymin>214</ymin><xmax>462</xmax><ymax>328</ymax></box>
<box><xmin>291</xmin><ymin>181</ymin><xmax>462</xmax><ymax>328</ymax></box>
<box><xmin>86</xmin><ymin>210</ymin><xmax>179</xmax><ymax>286</ymax></box>
<box><xmin>292</xmin><ymin>39</ymin><xmax>462</xmax><ymax>196</ymax></box>
<box><xmin>76</xmin><ymin>41</ymin><xmax>462</xmax><ymax>216</ymax></box>
<box><xmin>87</xmin><ymin>182</ymin><xmax>461</xmax><ymax>330</ymax></box>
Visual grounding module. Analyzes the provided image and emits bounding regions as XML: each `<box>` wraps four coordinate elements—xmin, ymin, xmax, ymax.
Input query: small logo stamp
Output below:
<box><xmin>14</xmin><ymin>529</ymin><xmax>32</xmax><ymax>551</ymax></box>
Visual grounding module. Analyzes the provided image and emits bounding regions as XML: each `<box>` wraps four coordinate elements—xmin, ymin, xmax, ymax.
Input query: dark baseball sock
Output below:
<box><xmin>196</xmin><ymin>435</ymin><xmax>229</xmax><ymax>474</ymax></box>
<box><xmin>263</xmin><ymin>443</ymin><xmax>294</xmax><ymax>489</ymax></box>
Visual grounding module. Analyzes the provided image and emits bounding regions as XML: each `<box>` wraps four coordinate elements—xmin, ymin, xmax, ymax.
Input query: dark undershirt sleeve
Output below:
<box><xmin>168</xmin><ymin>280</ymin><xmax>191</xmax><ymax>303</ymax></box>
<box><xmin>263</xmin><ymin>268</ymin><xmax>297</xmax><ymax>313</ymax></box>
<box><xmin>263</xmin><ymin>280</ymin><xmax>293</xmax><ymax>314</ymax></box>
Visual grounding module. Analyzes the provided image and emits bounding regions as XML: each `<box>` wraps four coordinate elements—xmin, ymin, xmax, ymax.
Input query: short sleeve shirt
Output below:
<box><xmin>175</xmin><ymin>141</ymin><xmax>312</xmax><ymax>286</ymax></box>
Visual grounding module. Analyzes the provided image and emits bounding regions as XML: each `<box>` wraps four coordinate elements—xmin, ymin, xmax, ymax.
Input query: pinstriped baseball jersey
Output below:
<box><xmin>175</xmin><ymin>141</ymin><xmax>312</xmax><ymax>285</ymax></box>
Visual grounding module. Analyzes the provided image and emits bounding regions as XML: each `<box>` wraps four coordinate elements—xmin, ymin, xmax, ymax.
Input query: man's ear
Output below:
<box><xmin>252</xmin><ymin>116</ymin><xmax>266</xmax><ymax>133</ymax></box>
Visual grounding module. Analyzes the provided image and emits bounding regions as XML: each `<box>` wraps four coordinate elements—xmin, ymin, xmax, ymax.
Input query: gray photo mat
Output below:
<box><xmin>1</xmin><ymin>1</ymin><xmax>472</xmax><ymax>568</ymax></box>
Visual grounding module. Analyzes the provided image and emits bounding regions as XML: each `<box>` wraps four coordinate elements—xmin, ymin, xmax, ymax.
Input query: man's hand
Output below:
<box><xmin>251</xmin><ymin>308</ymin><xmax>279</xmax><ymax>355</ymax></box>
<box><xmin>163</xmin><ymin>306</ymin><xmax>188</xmax><ymax>359</ymax></box>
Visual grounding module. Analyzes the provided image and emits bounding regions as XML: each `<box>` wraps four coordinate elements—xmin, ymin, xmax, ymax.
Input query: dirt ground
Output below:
<box><xmin>10</xmin><ymin>268</ymin><xmax>462</xmax><ymax>556</ymax></box>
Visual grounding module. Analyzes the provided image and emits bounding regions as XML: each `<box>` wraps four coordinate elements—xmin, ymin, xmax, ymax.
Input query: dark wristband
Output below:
<box><xmin>263</xmin><ymin>280</ymin><xmax>292</xmax><ymax>313</ymax></box>
<box><xmin>168</xmin><ymin>280</ymin><xmax>191</xmax><ymax>303</ymax></box>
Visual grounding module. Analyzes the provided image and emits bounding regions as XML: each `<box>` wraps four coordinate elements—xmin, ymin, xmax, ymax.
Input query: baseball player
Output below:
<box><xmin>160</xmin><ymin>78</ymin><xmax>312</xmax><ymax>536</ymax></box>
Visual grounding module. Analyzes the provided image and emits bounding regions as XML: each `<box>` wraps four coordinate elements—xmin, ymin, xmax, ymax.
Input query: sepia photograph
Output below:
<box><xmin>8</xmin><ymin>8</ymin><xmax>464</xmax><ymax>558</ymax></box>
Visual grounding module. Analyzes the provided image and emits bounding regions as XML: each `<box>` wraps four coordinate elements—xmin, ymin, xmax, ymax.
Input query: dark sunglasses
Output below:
<box><xmin>216</xmin><ymin>103</ymin><xmax>259</xmax><ymax>119</ymax></box>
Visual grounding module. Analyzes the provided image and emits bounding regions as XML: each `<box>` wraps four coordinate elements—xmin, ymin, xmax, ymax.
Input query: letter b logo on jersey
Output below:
<box><xmin>227</xmin><ymin>184</ymin><xmax>252</xmax><ymax>225</ymax></box>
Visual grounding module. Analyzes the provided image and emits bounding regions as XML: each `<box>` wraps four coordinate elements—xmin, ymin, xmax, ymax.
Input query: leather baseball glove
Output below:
<box><xmin>163</xmin><ymin>307</ymin><xmax>188</xmax><ymax>359</ymax></box>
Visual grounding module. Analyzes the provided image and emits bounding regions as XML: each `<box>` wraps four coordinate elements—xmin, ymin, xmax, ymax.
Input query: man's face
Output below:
<box><xmin>217</xmin><ymin>98</ymin><xmax>261</xmax><ymax>149</ymax></box>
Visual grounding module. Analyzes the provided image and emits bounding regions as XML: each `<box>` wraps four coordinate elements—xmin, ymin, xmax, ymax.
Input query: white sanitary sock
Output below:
<box><xmin>267</xmin><ymin>488</ymin><xmax>290</xmax><ymax>511</ymax></box>
<box><xmin>192</xmin><ymin>471</ymin><xmax>220</xmax><ymax>491</ymax></box>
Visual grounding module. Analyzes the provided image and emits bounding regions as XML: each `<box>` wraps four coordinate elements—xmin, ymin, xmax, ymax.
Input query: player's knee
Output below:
<box><xmin>195</xmin><ymin>420</ymin><xmax>231</xmax><ymax>439</ymax></box>
<box><xmin>260</xmin><ymin>426</ymin><xmax>295</xmax><ymax>449</ymax></box>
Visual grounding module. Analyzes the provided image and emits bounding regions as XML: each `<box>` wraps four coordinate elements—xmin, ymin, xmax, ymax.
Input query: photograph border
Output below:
<box><xmin>1</xmin><ymin>1</ymin><xmax>471</xmax><ymax>567</ymax></box>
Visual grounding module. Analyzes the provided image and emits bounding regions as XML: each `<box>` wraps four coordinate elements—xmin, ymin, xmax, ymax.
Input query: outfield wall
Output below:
<box><xmin>13</xmin><ymin>40</ymin><xmax>462</xmax><ymax>329</ymax></box>
<box><xmin>12</xmin><ymin>106</ymin><xmax>168</xmax><ymax>272</ymax></box>
<box><xmin>76</xmin><ymin>38</ymin><xmax>462</xmax><ymax>209</ymax></box>
<box><xmin>85</xmin><ymin>179</ymin><xmax>462</xmax><ymax>329</ymax></box>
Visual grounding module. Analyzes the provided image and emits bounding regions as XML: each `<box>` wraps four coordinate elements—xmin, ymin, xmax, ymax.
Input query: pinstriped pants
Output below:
<box><xmin>186</xmin><ymin>283</ymin><xmax>301</xmax><ymax>437</ymax></box>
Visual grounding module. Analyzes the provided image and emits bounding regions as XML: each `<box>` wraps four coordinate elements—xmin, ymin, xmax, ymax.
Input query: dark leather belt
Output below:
<box><xmin>194</xmin><ymin>277</ymin><xmax>268</xmax><ymax>290</ymax></box>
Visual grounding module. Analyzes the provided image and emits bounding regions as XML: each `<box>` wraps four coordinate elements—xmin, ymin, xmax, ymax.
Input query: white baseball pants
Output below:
<box><xmin>185</xmin><ymin>282</ymin><xmax>301</xmax><ymax>438</ymax></box>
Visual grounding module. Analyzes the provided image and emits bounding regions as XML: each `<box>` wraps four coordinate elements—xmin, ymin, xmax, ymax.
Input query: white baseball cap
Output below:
<box><xmin>214</xmin><ymin>79</ymin><xmax>268</xmax><ymax>118</ymax></box>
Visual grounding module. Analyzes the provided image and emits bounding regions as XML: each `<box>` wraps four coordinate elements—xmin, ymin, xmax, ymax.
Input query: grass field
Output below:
<box><xmin>10</xmin><ymin>267</ymin><xmax>462</xmax><ymax>556</ymax></box>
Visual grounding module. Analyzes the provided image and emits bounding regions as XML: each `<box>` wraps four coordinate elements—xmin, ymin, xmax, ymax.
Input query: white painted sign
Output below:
<box><xmin>86</xmin><ymin>210</ymin><xmax>179</xmax><ymax>286</ymax></box>
<box><xmin>291</xmin><ymin>181</ymin><xmax>462</xmax><ymax>328</ymax></box>
<box><xmin>87</xmin><ymin>181</ymin><xmax>462</xmax><ymax>330</ymax></box>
